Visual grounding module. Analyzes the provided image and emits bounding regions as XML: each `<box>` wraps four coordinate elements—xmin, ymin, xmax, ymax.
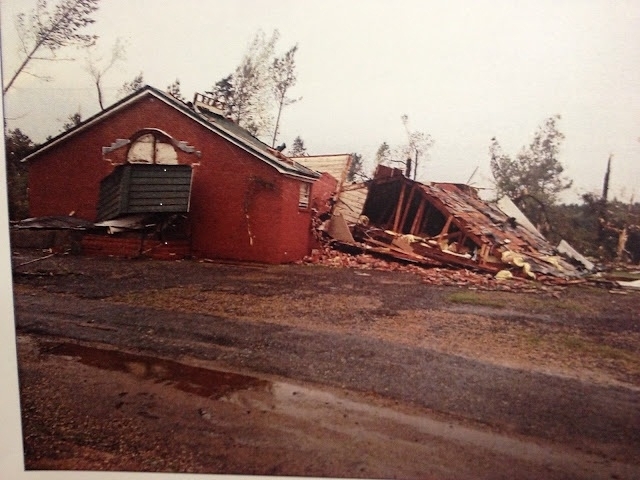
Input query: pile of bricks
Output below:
<box><xmin>301</xmin><ymin>247</ymin><xmax>576</xmax><ymax>293</ymax></box>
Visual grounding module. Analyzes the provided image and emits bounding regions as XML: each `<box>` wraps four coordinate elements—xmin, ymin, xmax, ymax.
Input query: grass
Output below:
<box><xmin>447</xmin><ymin>290</ymin><xmax>598</xmax><ymax>316</ymax></box>
<box><xmin>447</xmin><ymin>291</ymin><xmax>507</xmax><ymax>309</ymax></box>
<box><xmin>559</xmin><ymin>334</ymin><xmax>636</xmax><ymax>362</ymax></box>
<box><xmin>447</xmin><ymin>290</ymin><xmax>588</xmax><ymax>312</ymax></box>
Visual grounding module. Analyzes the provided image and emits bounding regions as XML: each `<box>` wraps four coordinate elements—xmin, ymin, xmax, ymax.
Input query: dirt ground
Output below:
<box><xmin>10</xmin><ymin>249</ymin><xmax>640</xmax><ymax>479</ymax></box>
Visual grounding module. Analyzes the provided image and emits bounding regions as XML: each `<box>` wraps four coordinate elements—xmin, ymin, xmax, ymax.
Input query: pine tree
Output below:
<box><xmin>166</xmin><ymin>78</ymin><xmax>186</xmax><ymax>102</ymax></box>
<box><xmin>289</xmin><ymin>136</ymin><xmax>307</xmax><ymax>156</ymax></box>
<box><xmin>5</xmin><ymin>129</ymin><xmax>36</xmax><ymax>219</ymax></box>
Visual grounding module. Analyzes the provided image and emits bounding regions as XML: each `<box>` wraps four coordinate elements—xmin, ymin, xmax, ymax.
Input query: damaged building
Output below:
<box><xmin>17</xmin><ymin>86</ymin><xmax>326</xmax><ymax>263</ymax></box>
<box><xmin>320</xmin><ymin>166</ymin><xmax>584</xmax><ymax>279</ymax></box>
<box><xmin>13</xmin><ymin>85</ymin><xmax>590</xmax><ymax>278</ymax></box>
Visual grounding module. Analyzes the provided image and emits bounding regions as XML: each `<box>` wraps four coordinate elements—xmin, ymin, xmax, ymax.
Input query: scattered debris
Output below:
<box><xmin>14</xmin><ymin>252</ymin><xmax>60</xmax><ymax>268</ymax></box>
<box><xmin>12</xmin><ymin>216</ymin><xmax>95</xmax><ymax>230</ymax></box>
<box><xmin>309</xmin><ymin>166</ymin><xmax>587</xmax><ymax>282</ymax></box>
<box><xmin>300</xmin><ymin>246</ymin><xmax>577</xmax><ymax>293</ymax></box>
<box><xmin>615</xmin><ymin>279</ymin><xmax>640</xmax><ymax>290</ymax></box>
<box><xmin>298</xmin><ymin>166</ymin><xmax>634</xmax><ymax>292</ymax></box>
<box><xmin>557</xmin><ymin>239</ymin><xmax>596</xmax><ymax>272</ymax></box>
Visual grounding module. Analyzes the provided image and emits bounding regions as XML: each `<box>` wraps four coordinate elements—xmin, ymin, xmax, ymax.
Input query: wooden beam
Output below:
<box><xmin>398</xmin><ymin>184</ymin><xmax>417</xmax><ymax>233</ymax></box>
<box><xmin>410</xmin><ymin>199</ymin><xmax>427</xmax><ymax>235</ymax></box>
<box><xmin>392</xmin><ymin>182</ymin><xmax>408</xmax><ymax>232</ymax></box>
<box><xmin>437</xmin><ymin>215</ymin><xmax>454</xmax><ymax>242</ymax></box>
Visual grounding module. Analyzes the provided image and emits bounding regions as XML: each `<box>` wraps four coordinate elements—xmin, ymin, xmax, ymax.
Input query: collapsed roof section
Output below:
<box><xmin>325</xmin><ymin>166</ymin><xmax>581</xmax><ymax>279</ymax></box>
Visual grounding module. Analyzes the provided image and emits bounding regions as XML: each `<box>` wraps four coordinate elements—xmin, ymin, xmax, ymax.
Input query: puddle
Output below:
<box><xmin>44</xmin><ymin>342</ymin><xmax>269</xmax><ymax>399</ymax></box>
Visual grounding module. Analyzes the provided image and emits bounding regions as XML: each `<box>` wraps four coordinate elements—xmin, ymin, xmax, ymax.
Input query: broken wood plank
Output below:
<box><xmin>14</xmin><ymin>252</ymin><xmax>58</xmax><ymax>268</ymax></box>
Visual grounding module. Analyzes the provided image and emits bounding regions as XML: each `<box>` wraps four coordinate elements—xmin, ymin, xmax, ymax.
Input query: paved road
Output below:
<box><xmin>11</xmin><ymin>255</ymin><xmax>640</xmax><ymax>477</ymax></box>
<box><xmin>15</xmin><ymin>290</ymin><xmax>640</xmax><ymax>466</ymax></box>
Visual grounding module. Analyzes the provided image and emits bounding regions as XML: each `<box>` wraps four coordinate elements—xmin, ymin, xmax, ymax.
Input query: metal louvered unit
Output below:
<box><xmin>97</xmin><ymin>164</ymin><xmax>193</xmax><ymax>221</ymax></box>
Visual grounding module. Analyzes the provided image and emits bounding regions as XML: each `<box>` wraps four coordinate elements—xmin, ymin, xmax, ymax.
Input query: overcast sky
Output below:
<box><xmin>2</xmin><ymin>0</ymin><xmax>639</xmax><ymax>202</ymax></box>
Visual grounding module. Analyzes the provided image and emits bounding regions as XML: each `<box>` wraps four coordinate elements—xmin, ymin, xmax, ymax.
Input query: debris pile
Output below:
<box><xmin>301</xmin><ymin>246</ymin><xmax>583</xmax><ymax>292</ymax></box>
<box><xmin>305</xmin><ymin>166</ymin><xmax>596</xmax><ymax>286</ymax></box>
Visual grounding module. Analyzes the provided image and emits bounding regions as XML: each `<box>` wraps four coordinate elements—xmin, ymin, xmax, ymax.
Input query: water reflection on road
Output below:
<box><xmin>45</xmin><ymin>342</ymin><xmax>270</xmax><ymax>399</ymax></box>
<box><xmin>43</xmin><ymin>340</ymin><xmax>639</xmax><ymax>480</ymax></box>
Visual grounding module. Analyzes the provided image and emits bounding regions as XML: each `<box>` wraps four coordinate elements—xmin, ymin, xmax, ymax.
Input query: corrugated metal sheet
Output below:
<box><xmin>97</xmin><ymin>164</ymin><xmax>193</xmax><ymax>221</ymax></box>
<box><xmin>496</xmin><ymin>196</ymin><xmax>545</xmax><ymax>240</ymax></box>
<box><xmin>12</xmin><ymin>216</ymin><xmax>95</xmax><ymax>230</ymax></box>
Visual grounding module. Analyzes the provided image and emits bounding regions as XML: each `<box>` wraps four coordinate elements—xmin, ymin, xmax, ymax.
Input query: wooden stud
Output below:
<box><xmin>437</xmin><ymin>215</ymin><xmax>454</xmax><ymax>241</ymax></box>
<box><xmin>392</xmin><ymin>182</ymin><xmax>407</xmax><ymax>232</ymax></box>
<box><xmin>398</xmin><ymin>184</ymin><xmax>417</xmax><ymax>233</ymax></box>
<box><xmin>410</xmin><ymin>199</ymin><xmax>427</xmax><ymax>235</ymax></box>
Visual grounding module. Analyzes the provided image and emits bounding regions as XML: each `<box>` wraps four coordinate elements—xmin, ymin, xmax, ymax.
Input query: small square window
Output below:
<box><xmin>298</xmin><ymin>182</ymin><xmax>310</xmax><ymax>209</ymax></box>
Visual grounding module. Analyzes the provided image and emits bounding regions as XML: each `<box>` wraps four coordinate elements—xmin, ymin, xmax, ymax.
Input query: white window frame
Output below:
<box><xmin>298</xmin><ymin>182</ymin><xmax>311</xmax><ymax>209</ymax></box>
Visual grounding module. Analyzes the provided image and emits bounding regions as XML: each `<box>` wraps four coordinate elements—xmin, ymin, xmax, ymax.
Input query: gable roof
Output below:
<box><xmin>22</xmin><ymin>85</ymin><xmax>319</xmax><ymax>181</ymax></box>
<box><xmin>290</xmin><ymin>154</ymin><xmax>353</xmax><ymax>188</ymax></box>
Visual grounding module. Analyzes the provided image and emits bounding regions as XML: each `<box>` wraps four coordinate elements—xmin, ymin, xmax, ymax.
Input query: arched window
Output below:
<box><xmin>126</xmin><ymin>130</ymin><xmax>179</xmax><ymax>165</ymax></box>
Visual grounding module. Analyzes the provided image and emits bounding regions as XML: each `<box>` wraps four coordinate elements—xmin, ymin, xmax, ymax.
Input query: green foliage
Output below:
<box><xmin>208</xmin><ymin>29</ymin><xmax>281</xmax><ymax>138</ymax></box>
<box><xmin>289</xmin><ymin>136</ymin><xmax>307</xmax><ymax>156</ymax></box>
<box><xmin>347</xmin><ymin>153</ymin><xmax>364</xmax><ymax>182</ymax></box>
<box><xmin>270</xmin><ymin>44</ymin><xmax>300</xmax><ymax>147</ymax></box>
<box><xmin>548</xmin><ymin>198</ymin><xmax>640</xmax><ymax>263</ymax></box>
<box><xmin>4</xmin><ymin>128</ymin><xmax>36</xmax><ymax>219</ymax></box>
<box><xmin>166</xmin><ymin>78</ymin><xmax>185</xmax><ymax>102</ymax></box>
<box><xmin>375</xmin><ymin>142</ymin><xmax>391</xmax><ymax>166</ymax></box>
<box><xmin>118</xmin><ymin>72</ymin><xmax>144</xmax><ymax>97</ymax></box>
<box><xmin>61</xmin><ymin>111</ymin><xmax>82</xmax><ymax>132</ymax></box>
<box><xmin>490</xmin><ymin>115</ymin><xmax>572</xmax><ymax>231</ymax></box>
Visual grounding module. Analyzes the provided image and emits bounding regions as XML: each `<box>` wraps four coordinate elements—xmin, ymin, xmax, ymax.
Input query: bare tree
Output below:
<box><xmin>4</xmin><ymin>0</ymin><xmax>101</xmax><ymax>95</ymax></box>
<box><xmin>85</xmin><ymin>38</ymin><xmax>126</xmax><ymax>110</ymax></box>
<box><xmin>400</xmin><ymin>114</ymin><xmax>434</xmax><ymax>180</ymax></box>
<box><xmin>374</xmin><ymin>118</ymin><xmax>434</xmax><ymax>180</ymax></box>
<box><xmin>270</xmin><ymin>45</ymin><xmax>300</xmax><ymax>147</ymax></box>
<box><xmin>597</xmin><ymin>154</ymin><xmax>613</xmax><ymax>250</ymax></box>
